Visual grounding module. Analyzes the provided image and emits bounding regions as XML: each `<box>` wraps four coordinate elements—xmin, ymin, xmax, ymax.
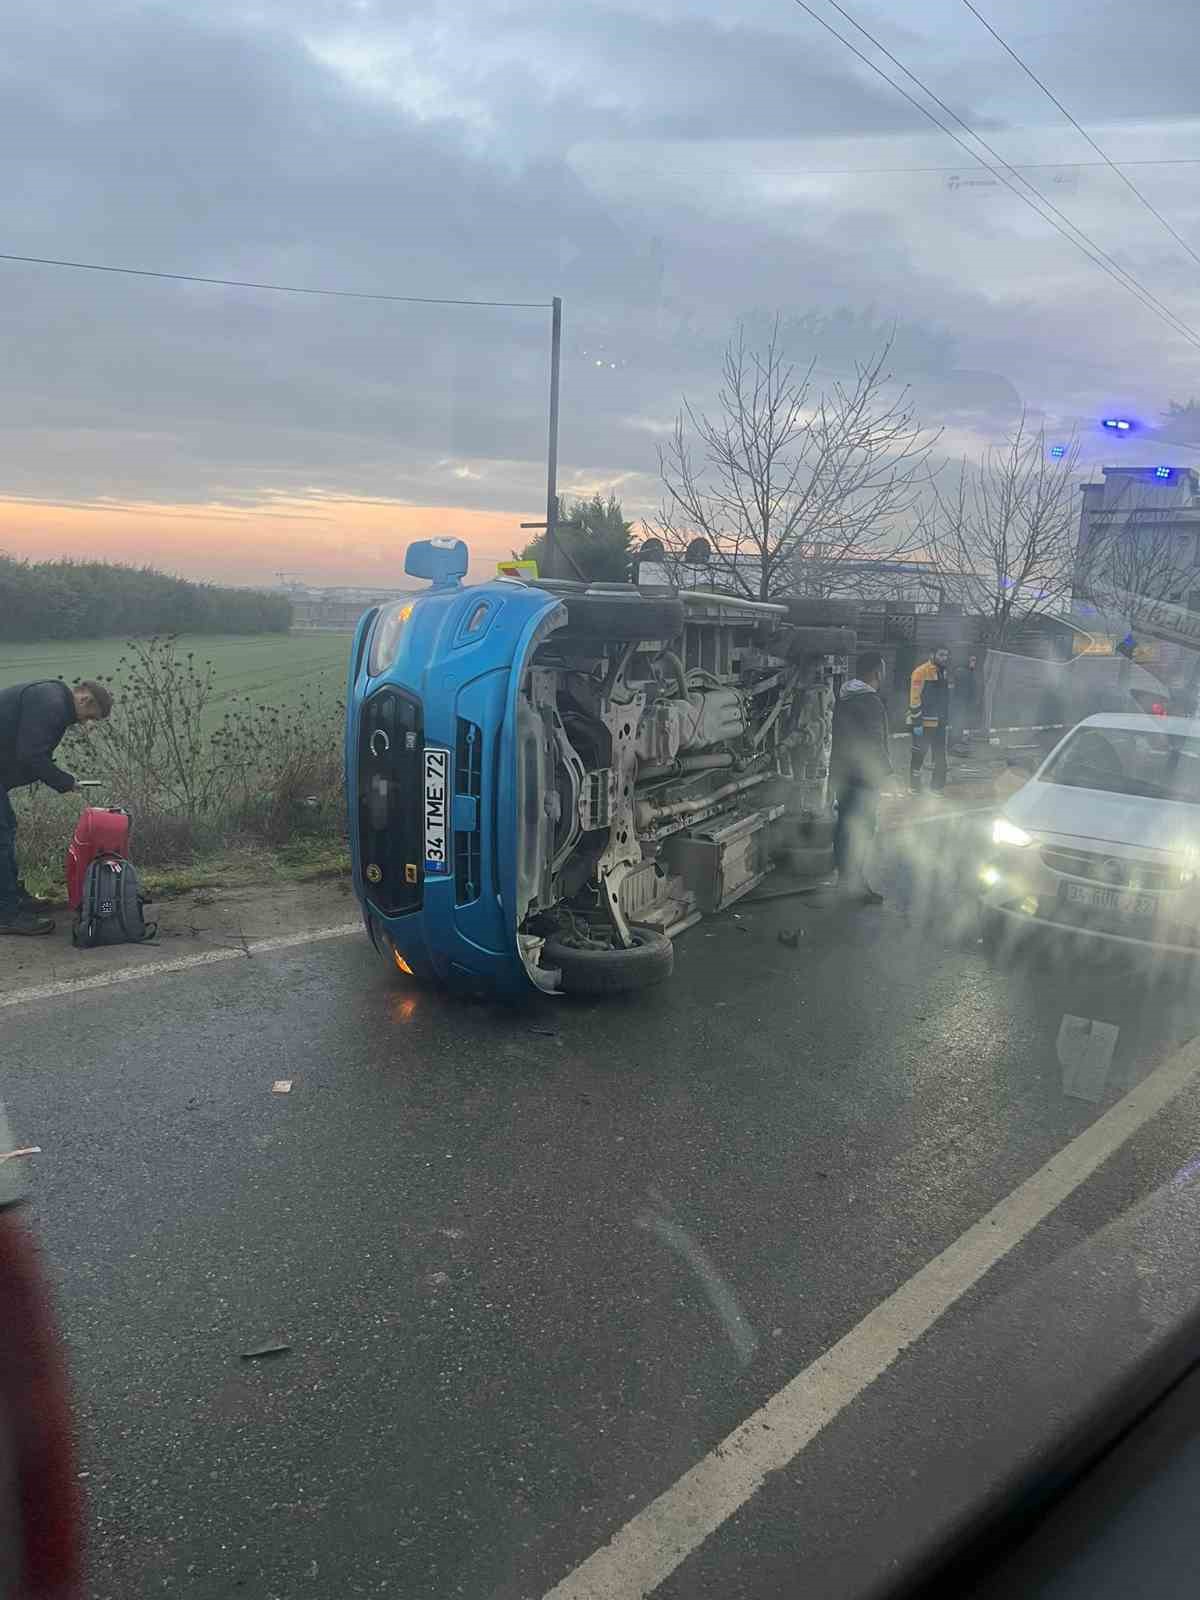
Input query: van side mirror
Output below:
<box><xmin>405</xmin><ymin>538</ymin><xmax>469</xmax><ymax>587</ymax></box>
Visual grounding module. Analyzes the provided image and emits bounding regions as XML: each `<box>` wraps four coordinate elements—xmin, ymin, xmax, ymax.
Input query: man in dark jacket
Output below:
<box><xmin>0</xmin><ymin>679</ymin><xmax>112</xmax><ymax>935</ymax></box>
<box><xmin>831</xmin><ymin>651</ymin><xmax>892</xmax><ymax>905</ymax></box>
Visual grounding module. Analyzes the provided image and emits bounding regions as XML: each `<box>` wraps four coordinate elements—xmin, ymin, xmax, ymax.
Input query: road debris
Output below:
<box><xmin>0</xmin><ymin>1145</ymin><xmax>41</xmax><ymax>1165</ymax></box>
<box><xmin>272</xmin><ymin>1080</ymin><xmax>293</xmax><ymax>1094</ymax></box>
<box><xmin>777</xmin><ymin>930</ymin><xmax>802</xmax><ymax>949</ymax></box>
<box><xmin>240</xmin><ymin>1340</ymin><xmax>291</xmax><ymax>1360</ymax></box>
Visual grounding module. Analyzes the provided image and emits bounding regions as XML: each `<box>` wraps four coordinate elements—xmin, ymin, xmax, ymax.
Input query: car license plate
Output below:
<box><xmin>1064</xmin><ymin>882</ymin><xmax>1154</xmax><ymax>918</ymax></box>
<box><xmin>423</xmin><ymin>746</ymin><xmax>450</xmax><ymax>875</ymax></box>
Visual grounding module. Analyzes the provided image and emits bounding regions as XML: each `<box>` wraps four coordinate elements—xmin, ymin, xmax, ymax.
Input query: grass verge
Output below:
<box><xmin>21</xmin><ymin>837</ymin><xmax>350</xmax><ymax>909</ymax></box>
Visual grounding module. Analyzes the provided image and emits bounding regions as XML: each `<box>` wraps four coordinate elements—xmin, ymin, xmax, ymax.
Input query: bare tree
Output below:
<box><xmin>922</xmin><ymin>416</ymin><xmax>1079</xmax><ymax>647</ymax></box>
<box><xmin>652</xmin><ymin>322</ymin><xmax>939</xmax><ymax>602</ymax></box>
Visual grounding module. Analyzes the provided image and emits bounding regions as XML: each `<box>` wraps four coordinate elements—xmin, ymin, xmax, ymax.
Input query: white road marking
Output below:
<box><xmin>0</xmin><ymin>922</ymin><xmax>361</xmax><ymax>1010</ymax></box>
<box><xmin>542</xmin><ymin>1029</ymin><xmax>1200</xmax><ymax>1599</ymax></box>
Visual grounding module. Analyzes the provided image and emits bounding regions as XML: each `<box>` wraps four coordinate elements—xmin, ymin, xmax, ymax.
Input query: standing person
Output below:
<box><xmin>831</xmin><ymin>651</ymin><xmax>892</xmax><ymax>905</ymax></box>
<box><xmin>909</xmin><ymin>647</ymin><xmax>950</xmax><ymax>795</ymax></box>
<box><xmin>0</xmin><ymin>679</ymin><xmax>112</xmax><ymax>936</ymax></box>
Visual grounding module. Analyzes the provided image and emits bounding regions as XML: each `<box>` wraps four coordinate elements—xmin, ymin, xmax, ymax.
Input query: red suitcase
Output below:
<box><xmin>66</xmin><ymin>807</ymin><xmax>131</xmax><ymax>911</ymax></box>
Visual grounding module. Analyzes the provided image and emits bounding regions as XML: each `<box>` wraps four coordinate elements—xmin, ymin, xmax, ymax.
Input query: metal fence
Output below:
<box><xmin>980</xmin><ymin>650</ymin><xmax>1171</xmax><ymax>756</ymax></box>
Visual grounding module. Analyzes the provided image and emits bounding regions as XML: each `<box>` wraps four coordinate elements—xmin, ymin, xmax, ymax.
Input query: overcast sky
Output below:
<box><xmin>2</xmin><ymin>0</ymin><xmax>1199</xmax><ymax>584</ymax></box>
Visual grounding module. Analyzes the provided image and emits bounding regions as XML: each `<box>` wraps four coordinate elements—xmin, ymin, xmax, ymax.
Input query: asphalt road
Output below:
<box><xmin>8</xmin><ymin>809</ymin><xmax>1200</xmax><ymax>1599</ymax></box>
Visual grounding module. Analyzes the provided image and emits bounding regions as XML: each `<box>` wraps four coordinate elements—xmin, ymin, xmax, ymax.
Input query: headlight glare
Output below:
<box><xmin>992</xmin><ymin>816</ymin><xmax>1034</xmax><ymax>848</ymax></box>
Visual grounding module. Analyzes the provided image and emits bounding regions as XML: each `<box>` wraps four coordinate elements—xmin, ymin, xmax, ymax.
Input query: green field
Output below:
<box><xmin>0</xmin><ymin>632</ymin><xmax>352</xmax><ymax>726</ymax></box>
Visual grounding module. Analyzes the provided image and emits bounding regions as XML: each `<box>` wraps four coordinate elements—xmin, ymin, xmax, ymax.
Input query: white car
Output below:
<box><xmin>980</xmin><ymin>712</ymin><xmax>1200</xmax><ymax>956</ymax></box>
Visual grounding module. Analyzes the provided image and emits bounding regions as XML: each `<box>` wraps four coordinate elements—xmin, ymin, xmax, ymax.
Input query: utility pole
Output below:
<box><xmin>520</xmin><ymin>296</ymin><xmax>585</xmax><ymax>581</ymax></box>
<box><xmin>545</xmin><ymin>295</ymin><xmax>562</xmax><ymax>578</ymax></box>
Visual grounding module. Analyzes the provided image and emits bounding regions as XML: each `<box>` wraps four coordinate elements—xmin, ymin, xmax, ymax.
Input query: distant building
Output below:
<box><xmin>285</xmin><ymin>585</ymin><xmax>416</xmax><ymax>630</ymax></box>
<box><xmin>631</xmin><ymin>545</ymin><xmax>972</xmax><ymax>608</ymax></box>
<box><xmin>1076</xmin><ymin>465</ymin><xmax>1200</xmax><ymax>599</ymax></box>
<box><xmin>1076</xmin><ymin>464</ymin><xmax>1200</xmax><ymax>569</ymax></box>
<box><xmin>1073</xmin><ymin>464</ymin><xmax>1200</xmax><ymax>681</ymax></box>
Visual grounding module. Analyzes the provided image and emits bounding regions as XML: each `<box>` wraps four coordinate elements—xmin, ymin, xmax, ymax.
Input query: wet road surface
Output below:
<box><xmin>7</xmin><ymin>811</ymin><xmax>1200</xmax><ymax>1598</ymax></box>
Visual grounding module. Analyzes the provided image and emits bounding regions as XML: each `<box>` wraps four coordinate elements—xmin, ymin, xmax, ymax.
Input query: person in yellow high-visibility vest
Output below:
<box><xmin>908</xmin><ymin>647</ymin><xmax>950</xmax><ymax>795</ymax></box>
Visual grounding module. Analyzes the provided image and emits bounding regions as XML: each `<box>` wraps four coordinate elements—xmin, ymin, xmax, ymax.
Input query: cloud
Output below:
<box><xmin>0</xmin><ymin>0</ymin><xmax>1198</xmax><ymax>581</ymax></box>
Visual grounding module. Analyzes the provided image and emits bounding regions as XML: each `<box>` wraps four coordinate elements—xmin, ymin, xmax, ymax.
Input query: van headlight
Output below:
<box><xmin>369</xmin><ymin>601</ymin><xmax>415</xmax><ymax>676</ymax></box>
<box><xmin>992</xmin><ymin>816</ymin><xmax>1035</xmax><ymax>848</ymax></box>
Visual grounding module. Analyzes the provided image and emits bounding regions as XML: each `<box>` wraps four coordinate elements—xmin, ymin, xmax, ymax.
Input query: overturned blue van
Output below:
<box><xmin>346</xmin><ymin>537</ymin><xmax>853</xmax><ymax>997</ymax></box>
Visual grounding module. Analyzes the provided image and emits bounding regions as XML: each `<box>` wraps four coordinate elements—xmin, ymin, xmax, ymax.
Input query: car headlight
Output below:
<box><xmin>368</xmin><ymin>601</ymin><xmax>415</xmax><ymax>676</ymax></box>
<box><xmin>992</xmin><ymin>816</ymin><xmax>1035</xmax><ymax>848</ymax></box>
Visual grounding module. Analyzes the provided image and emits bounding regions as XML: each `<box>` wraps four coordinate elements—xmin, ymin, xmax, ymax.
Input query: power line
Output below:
<box><xmin>960</xmin><ymin>0</ymin><xmax>1200</xmax><ymax>273</ymax></box>
<box><xmin>809</xmin><ymin>0</ymin><xmax>1200</xmax><ymax>351</ymax></box>
<box><xmin>621</xmin><ymin>157</ymin><xmax>1200</xmax><ymax>180</ymax></box>
<box><xmin>0</xmin><ymin>252</ymin><xmax>550</xmax><ymax>308</ymax></box>
<box><xmin>790</xmin><ymin>0</ymin><xmax>1200</xmax><ymax>353</ymax></box>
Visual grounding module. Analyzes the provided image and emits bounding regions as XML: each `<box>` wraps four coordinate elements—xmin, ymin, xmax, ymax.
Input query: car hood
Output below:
<box><xmin>1005</xmin><ymin>779</ymin><xmax>1200</xmax><ymax>855</ymax></box>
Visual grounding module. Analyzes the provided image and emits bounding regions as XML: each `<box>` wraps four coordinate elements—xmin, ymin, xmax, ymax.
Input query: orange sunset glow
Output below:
<box><xmin>0</xmin><ymin>493</ymin><xmax>537</xmax><ymax>588</ymax></box>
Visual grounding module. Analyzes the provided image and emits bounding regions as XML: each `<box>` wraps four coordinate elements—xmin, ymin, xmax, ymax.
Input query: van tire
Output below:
<box><xmin>785</xmin><ymin>625</ymin><xmax>857</xmax><ymax>658</ymax></box>
<box><xmin>557</xmin><ymin>592</ymin><xmax>685</xmax><ymax>643</ymax></box>
<box><xmin>796</xmin><ymin>816</ymin><xmax>836</xmax><ymax>848</ymax></box>
<box><xmin>542</xmin><ymin>926</ymin><xmax>674</xmax><ymax>994</ymax></box>
<box><xmin>773</xmin><ymin>842</ymin><xmax>835</xmax><ymax>876</ymax></box>
<box><xmin>782</xmin><ymin>597</ymin><xmax>860</xmax><ymax>627</ymax></box>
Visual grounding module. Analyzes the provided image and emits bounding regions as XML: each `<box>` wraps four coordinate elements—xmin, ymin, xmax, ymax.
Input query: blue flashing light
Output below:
<box><xmin>1102</xmin><ymin>417</ymin><xmax>1134</xmax><ymax>432</ymax></box>
<box><xmin>1049</xmin><ymin>443</ymin><xmax>1066</xmax><ymax>459</ymax></box>
<box><xmin>1155</xmin><ymin>465</ymin><xmax>1173</xmax><ymax>480</ymax></box>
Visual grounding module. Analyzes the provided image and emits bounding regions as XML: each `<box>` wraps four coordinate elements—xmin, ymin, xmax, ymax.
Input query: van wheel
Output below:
<box><xmin>785</xmin><ymin>625</ymin><xmax>857</xmax><ymax>658</ymax></box>
<box><xmin>541</xmin><ymin>926</ymin><xmax>674</xmax><ymax>994</ymax></box>
<box><xmin>782</xmin><ymin>597</ymin><xmax>860</xmax><ymax>627</ymax></box>
<box><xmin>795</xmin><ymin>816</ymin><xmax>836</xmax><ymax>848</ymax></box>
<box><xmin>773</xmin><ymin>843</ymin><xmax>835</xmax><ymax>877</ymax></box>
<box><xmin>557</xmin><ymin>592</ymin><xmax>684</xmax><ymax>643</ymax></box>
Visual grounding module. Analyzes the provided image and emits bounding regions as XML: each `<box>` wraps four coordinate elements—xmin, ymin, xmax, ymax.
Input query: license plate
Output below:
<box><xmin>1064</xmin><ymin>882</ymin><xmax>1154</xmax><ymax>918</ymax></box>
<box><xmin>423</xmin><ymin>747</ymin><xmax>450</xmax><ymax>875</ymax></box>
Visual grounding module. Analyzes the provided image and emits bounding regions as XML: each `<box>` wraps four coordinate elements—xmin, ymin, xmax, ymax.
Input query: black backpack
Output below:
<box><xmin>73</xmin><ymin>855</ymin><xmax>157</xmax><ymax>947</ymax></box>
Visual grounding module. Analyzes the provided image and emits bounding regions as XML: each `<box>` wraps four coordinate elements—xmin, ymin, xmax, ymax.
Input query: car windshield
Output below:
<box><xmin>1042</xmin><ymin>726</ymin><xmax>1200</xmax><ymax>803</ymax></box>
